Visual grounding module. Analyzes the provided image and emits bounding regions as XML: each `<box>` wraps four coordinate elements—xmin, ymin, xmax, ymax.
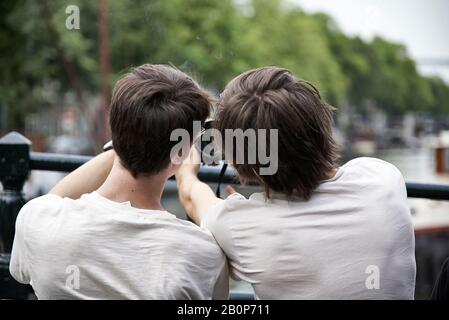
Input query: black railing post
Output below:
<box><xmin>0</xmin><ymin>131</ymin><xmax>32</xmax><ymax>299</ymax></box>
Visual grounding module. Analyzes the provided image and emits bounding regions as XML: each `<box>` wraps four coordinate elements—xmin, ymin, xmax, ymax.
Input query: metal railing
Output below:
<box><xmin>28</xmin><ymin>151</ymin><xmax>449</xmax><ymax>200</ymax></box>
<box><xmin>2</xmin><ymin>131</ymin><xmax>449</xmax><ymax>299</ymax></box>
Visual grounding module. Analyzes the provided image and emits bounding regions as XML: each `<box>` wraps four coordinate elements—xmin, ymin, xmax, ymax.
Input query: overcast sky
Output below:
<box><xmin>291</xmin><ymin>0</ymin><xmax>449</xmax><ymax>82</ymax></box>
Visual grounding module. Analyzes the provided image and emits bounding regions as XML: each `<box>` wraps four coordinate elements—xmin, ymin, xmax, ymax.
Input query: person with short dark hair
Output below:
<box><xmin>10</xmin><ymin>64</ymin><xmax>228</xmax><ymax>299</ymax></box>
<box><xmin>176</xmin><ymin>66</ymin><xmax>416</xmax><ymax>299</ymax></box>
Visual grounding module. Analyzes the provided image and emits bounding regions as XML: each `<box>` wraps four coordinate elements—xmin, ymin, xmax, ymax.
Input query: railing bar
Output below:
<box><xmin>29</xmin><ymin>152</ymin><xmax>449</xmax><ymax>200</ymax></box>
<box><xmin>30</xmin><ymin>152</ymin><xmax>92</xmax><ymax>172</ymax></box>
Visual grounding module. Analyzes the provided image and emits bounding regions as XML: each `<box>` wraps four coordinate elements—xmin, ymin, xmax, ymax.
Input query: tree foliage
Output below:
<box><xmin>1</xmin><ymin>0</ymin><xmax>448</xmax><ymax>130</ymax></box>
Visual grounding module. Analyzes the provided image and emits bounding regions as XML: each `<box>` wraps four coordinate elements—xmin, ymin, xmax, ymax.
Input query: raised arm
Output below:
<box><xmin>175</xmin><ymin>147</ymin><xmax>223</xmax><ymax>225</ymax></box>
<box><xmin>49</xmin><ymin>150</ymin><xmax>115</xmax><ymax>199</ymax></box>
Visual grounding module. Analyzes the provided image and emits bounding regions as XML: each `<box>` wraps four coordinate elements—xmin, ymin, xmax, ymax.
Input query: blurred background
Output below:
<box><xmin>1</xmin><ymin>0</ymin><xmax>449</xmax><ymax>299</ymax></box>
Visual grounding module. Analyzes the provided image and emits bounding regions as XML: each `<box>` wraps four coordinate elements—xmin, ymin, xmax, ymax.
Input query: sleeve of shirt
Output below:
<box><xmin>9</xmin><ymin>204</ymin><xmax>31</xmax><ymax>284</ymax></box>
<box><xmin>201</xmin><ymin>193</ymin><xmax>246</xmax><ymax>281</ymax></box>
<box><xmin>10</xmin><ymin>194</ymin><xmax>64</xmax><ymax>284</ymax></box>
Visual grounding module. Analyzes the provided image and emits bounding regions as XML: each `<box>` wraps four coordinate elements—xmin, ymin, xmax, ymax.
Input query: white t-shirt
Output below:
<box><xmin>10</xmin><ymin>192</ymin><xmax>228</xmax><ymax>300</ymax></box>
<box><xmin>202</xmin><ymin>157</ymin><xmax>416</xmax><ymax>299</ymax></box>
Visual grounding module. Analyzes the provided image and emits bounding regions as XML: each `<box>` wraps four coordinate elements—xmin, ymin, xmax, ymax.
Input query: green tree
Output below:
<box><xmin>1</xmin><ymin>0</ymin><xmax>449</xmax><ymax>132</ymax></box>
<box><xmin>233</xmin><ymin>0</ymin><xmax>348</xmax><ymax>105</ymax></box>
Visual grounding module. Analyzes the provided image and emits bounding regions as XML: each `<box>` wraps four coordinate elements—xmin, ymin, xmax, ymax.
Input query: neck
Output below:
<box><xmin>96</xmin><ymin>158</ymin><xmax>168</xmax><ymax>211</ymax></box>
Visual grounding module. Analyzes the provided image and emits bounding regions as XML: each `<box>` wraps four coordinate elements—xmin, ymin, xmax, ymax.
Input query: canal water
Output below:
<box><xmin>378</xmin><ymin>147</ymin><xmax>449</xmax><ymax>230</ymax></box>
<box><xmin>377</xmin><ymin>147</ymin><xmax>449</xmax><ymax>299</ymax></box>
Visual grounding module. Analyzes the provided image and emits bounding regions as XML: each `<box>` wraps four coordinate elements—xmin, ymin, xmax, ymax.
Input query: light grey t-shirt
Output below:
<box><xmin>202</xmin><ymin>157</ymin><xmax>416</xmax><ymax>299</ymax></box>
<box><xmin>10</xmin><ymin>192</ymin><xmax>228</xmax><ymax>300</ymax></box>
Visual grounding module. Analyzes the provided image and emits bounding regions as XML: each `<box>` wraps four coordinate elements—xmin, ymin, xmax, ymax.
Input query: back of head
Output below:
<box><xmin>110</xmin><ymin>64</ymin><xmax>211</xmax><ymax>177</ymax></box>
<box><xmin>216</xmin><ymin>66</ymin><xmax>339</xmax><ymax>199</ymax></box>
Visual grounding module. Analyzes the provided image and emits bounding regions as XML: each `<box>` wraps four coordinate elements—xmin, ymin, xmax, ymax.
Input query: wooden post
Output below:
<box><xmin>99</xmin><ymin>0</ymin><xmax>111</xmax><ymax>145</ymax></box>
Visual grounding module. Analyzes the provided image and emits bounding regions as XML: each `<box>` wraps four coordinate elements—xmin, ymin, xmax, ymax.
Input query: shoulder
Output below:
<box><xmin>201</xmin><ymin>193</ymin><xmax>249</xmax><ymax>230</ymax></box>
<box><xmin>344</xmin><ymin>157</ymin><xmax>400</xmax><ymax>171</ymax></box>
<box><xmin>23</xmin><ymin>193</ymin><xmax>64</xmax><ymax>208</ymax></box>
<box><xmin>166</xmin><ymin>216</ymin><xmax>226</xmax><ymax>261</ymax></box>
<box><xmin>343</xmin><ymin>157</ymin><xmax>404</xmax><ymax>181</ymax></box>
<box><xmin>342</xmin><ymin>157</ymin><xmax>407</xmax><ymax>198</ymax></box>
<box><xmin>17</xmin><ymin>194</ymin><xmax>78</xmax><ymax>229</ymax></box>
<box><xmin>19</xmin><ymin>194</ymin><xmax>63</xmax><ymax>217</ymax></box>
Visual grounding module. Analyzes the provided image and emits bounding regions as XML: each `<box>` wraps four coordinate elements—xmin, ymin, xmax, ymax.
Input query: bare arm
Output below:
<box><xmin>49</xmin><ymin>150</ymin><xmax>115</xmax><ymax>199</ymax></box>
<box><xmin>175</xmin><ymin>147</ymin><xmax>223</xmax><ymax>225</ymax></box>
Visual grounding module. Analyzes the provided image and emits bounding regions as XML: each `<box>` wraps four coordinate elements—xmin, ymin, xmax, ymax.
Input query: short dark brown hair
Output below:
<box><xmin>110</xmin><ymin>64</ymin><xmax>211</xmax><ymax>177</ymax></box>
<box><xmin>216</xmin><ymin>66</ymin><xmax>339</xmax><ymax>199</ymax></box>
